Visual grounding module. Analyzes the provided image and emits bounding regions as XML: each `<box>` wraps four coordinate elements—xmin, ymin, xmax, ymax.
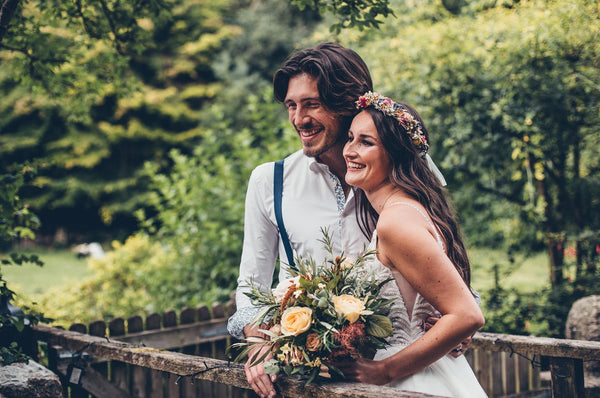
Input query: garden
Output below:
<box><xmin>1</xmin><ymin>0</ymin><xmax>599</xmax><ymax>395</ymax></box>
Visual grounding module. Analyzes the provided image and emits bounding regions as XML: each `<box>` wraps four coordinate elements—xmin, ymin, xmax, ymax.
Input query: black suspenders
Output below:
<box><xmin>274</xmin><ymin>159</ymin><xmax>295</xmax><ymax>269</ymax></box>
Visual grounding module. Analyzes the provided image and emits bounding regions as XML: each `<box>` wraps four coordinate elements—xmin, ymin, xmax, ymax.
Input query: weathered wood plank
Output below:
<box><xmin>56</xmin><ymin>361</ymin><xmax>131</xmax><ymax>398</ymax></box>
<box><xmin>33</xmin><ymin>325</ymin><xmax>442</xmax><ymax>398</ymax></box>
<box><xmin>505</xmin><ymin>351</ymin><xmax>516</xmax><ymax>395</ymax></box>
<box><xmin>145</xmin><ymin>314</ymin><xmax>165</xmax><ymax>398</ymax></box>
<box><xmin>128</xmin><ymin>316</ymin><xmax>148</xmax><ymax>398</ymax></box>
<box><xmin>109</xmin><ymin>318</ymin><xmax>129</xmax><ymax>394</ymax></box>
<box><xmin>549</xmin><ymin>356</ymin><xmax>585</xmax><ymax>398</ymax></box>
<box><xmin>114</xmin><ymin>318</ymin><xmax>228</xmax><ymax>349</ymax></box>
<box><xmin>197</xmin><ymin>305</ymin><xmax>215</xmax><ymax>398</ymax></box>
<box><xmin>162</xmin><ymin>310</ymin><xmax>181</xmax><ymax>398</ymax></box>
<box><xmin>180</xmin><ymin>307</ymin><xmax>198</xmax><ymax>398</ymax></box>
<box><xmin>472</xmin><ymin>332</ymin><xmax>600</xmax><ymax>360</ymax></box>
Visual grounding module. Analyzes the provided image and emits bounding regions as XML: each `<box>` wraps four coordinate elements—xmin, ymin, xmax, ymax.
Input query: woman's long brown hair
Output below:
<box><xmin>355</xmin><ymin>105</ymin><xmax>471</xmax><ymax>286</ymax></box>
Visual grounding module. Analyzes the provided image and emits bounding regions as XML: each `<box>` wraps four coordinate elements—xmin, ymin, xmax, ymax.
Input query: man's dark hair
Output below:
<box><xmin>273</xmin><ymin>42</ymin><xmax>373</xmax><ymax>119</ymax></box>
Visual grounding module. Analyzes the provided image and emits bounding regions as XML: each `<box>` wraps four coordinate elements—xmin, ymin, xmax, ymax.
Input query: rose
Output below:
<box><xmin>272</xmin><ymin>276</ymin><xmax>301</xmax><ymax>301</ymax></box>
<box><xmin>306</xmin><ymin>333</ymin><xmax>322</xmax><ymax>352</ymax></box>
<box><xmin>333</xmin><ymin>294</ymin><xmax>365</xmax><ymax>323</ymax></box>
<box><xmin>280</xmin><ymin>306</ymin><xmax>313</xmax><ymax>336</ymax></box>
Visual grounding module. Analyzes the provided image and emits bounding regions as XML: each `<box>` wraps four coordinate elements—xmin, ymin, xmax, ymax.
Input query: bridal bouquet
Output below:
<box><xmin>231</xmin><ymin>228</ymin><xmax>394</xmax><ymax>384</ymax></box>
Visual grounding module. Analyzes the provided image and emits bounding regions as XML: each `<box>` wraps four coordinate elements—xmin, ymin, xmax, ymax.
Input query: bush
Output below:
<box><xmin>39</xmin><ymin>234</ymin><xmax>175</xmax><ymax>326</ymax></box>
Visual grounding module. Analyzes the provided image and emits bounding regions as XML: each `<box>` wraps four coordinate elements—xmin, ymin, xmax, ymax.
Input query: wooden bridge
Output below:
<box><xmin>30</xmin><ymin>300</ymin><xmax>600</xmax><ymax>398</ymax></box>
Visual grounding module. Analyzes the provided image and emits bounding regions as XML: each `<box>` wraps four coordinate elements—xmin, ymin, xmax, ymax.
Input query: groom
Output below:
<box><xmin>227</xmin><ymin>42</ymin><xmax>470</xmax><ymax>398</ymax></box>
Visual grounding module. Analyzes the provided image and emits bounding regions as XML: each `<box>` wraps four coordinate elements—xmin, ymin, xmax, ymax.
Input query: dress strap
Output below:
<box><xmin>385</xmin><ymin>202</ymin><xmax>445</xmax><ymax>251</ymax></box>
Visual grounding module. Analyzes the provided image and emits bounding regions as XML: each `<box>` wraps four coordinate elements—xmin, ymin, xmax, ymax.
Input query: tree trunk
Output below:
<box><xmin>0</xmin><ymin>0</ymin><xmax>20</xmax><ymax>43</ymax></box>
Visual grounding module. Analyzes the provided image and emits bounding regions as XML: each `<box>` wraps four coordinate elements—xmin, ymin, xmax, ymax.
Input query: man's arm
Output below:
<box><xmin>227</xmin><ymin>164</ymin><xmax>280</xmax><ymax>338</ymax></box>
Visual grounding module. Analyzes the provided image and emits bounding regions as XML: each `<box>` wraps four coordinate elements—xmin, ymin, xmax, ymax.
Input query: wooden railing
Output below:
<box><xmin>31</xmin><ymin>301</ymin><xmax>600</xmax><ymax>398</ymax></box>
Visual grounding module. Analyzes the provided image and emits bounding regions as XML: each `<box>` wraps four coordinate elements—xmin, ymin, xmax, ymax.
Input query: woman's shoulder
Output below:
<box><xmin>376</xmin><ymin>202</ymin><xmax>437</xmax><ymax>249</ymax></box>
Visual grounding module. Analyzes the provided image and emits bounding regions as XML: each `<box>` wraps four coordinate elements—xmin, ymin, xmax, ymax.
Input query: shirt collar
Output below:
<box><xmin>307</xmin><ymin>155</ymin><xmax>332</xmax><ymax>173</ymax></box>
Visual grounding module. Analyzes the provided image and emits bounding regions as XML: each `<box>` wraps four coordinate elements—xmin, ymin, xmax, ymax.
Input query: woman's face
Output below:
<box><xmin>343</xmin><ymin>110</ymin><xmax>392</xmax><ymax>192</ymax></box>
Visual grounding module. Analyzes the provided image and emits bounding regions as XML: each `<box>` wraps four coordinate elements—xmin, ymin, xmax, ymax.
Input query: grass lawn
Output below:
<box><xmin>468</xmin><ymin>247</ymin><xmax>550</xmax><ymax>294</ymax></box>
<box><xmin>1</xmin><ymin>248</ymin><xmax>92</xmax><ymax>300</ymax></box>
<box><xmin>2</xmin><ymin>245</ymin><xmax>552</xmax><ymax>300</ymax></box>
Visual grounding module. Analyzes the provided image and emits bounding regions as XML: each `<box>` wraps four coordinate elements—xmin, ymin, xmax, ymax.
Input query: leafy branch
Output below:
<box><xmin>291</xmin><ymin>0</ymin><xmax>395</xmax><ymax>33</ymax></box>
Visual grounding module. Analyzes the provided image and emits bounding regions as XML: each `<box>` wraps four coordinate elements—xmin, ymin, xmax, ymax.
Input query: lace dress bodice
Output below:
<box><xmin>359</xmin><ymin>202</ymin><xmax>444</xmax><ymax>346</ymax></box>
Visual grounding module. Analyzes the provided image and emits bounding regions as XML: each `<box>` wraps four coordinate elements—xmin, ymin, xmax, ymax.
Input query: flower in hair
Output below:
<box><xmin>356</xmin><ymin>91</ymin><xmax>429</xmax><ymax>156</ymax></box>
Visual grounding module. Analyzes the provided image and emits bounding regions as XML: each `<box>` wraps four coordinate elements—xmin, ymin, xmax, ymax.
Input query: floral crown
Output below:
<box><xmin>356</xmin><ymin>91</ymin><xmax>429</xmax><ymax>156</ymax></box>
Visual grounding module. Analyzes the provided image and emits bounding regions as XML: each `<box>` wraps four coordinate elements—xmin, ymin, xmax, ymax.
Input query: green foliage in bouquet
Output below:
<box><xmin>231</xmin><ymin>228</ymin><xmax>394</xmax><ymax>384</ymax></box>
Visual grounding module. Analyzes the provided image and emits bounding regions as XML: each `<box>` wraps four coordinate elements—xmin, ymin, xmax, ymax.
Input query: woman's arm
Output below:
<box><xmin>342</xmin><ymin>206</ymin><xmax>484</xmax><ymax>384</ymax></box>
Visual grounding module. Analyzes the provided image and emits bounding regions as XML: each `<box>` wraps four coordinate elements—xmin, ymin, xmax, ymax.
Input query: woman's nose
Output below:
<box><xmin>343</xmin><ymin>141</ymin><xmax>355</xmax><ymax>157</ymax></box>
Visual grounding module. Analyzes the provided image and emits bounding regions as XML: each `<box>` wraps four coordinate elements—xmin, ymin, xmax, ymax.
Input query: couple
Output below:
<box><xmin>227</xmin><ymin>42</ymin><xmax>486</xmax><ymax>397</ymax></box>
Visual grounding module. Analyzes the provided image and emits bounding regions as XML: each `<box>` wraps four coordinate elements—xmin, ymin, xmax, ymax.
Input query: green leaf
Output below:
<box><xmin>366</xmin><ymin>314</ymin><xmax>393</xmax><ymax>338</ymax></box>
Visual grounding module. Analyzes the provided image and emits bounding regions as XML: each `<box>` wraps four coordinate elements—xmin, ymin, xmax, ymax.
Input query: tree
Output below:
<box><xmin>356</xmin><ymin>0</ymin><xmax>600</xmax><ymax>253</ymax></box>
<box><xmin>0</xmin><ymin>0</ymin><xmax>240</xmax><ymax>241</ymax></box>
<box><xmin>0</xmin><ymin>163</ymin><xmax>46</xmax><ymax>364</ymax></box>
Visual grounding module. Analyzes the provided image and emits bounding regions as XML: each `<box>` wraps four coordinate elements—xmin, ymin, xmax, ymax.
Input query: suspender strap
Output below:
<box><xmin>274</xmin><ymin>159</ymin><xmax>295</xmax><ymax>269</ymax></box>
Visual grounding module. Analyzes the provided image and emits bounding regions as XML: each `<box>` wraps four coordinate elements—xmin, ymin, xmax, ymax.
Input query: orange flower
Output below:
<box><xmin>280</xmin><ymin>307</ymin><xmax>312</xmax><ymax>336</ymax></box>
<box><xmin>306</xmin><ymin>333</ymin><xmax>322</xmax><ymax>352</ymax></box>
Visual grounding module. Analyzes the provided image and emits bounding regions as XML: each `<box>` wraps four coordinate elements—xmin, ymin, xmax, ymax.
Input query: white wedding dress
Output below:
<box><xmin>359</xmin><ymin>202</ymin><xmax>487</xmax><ymax>397</ymax></box>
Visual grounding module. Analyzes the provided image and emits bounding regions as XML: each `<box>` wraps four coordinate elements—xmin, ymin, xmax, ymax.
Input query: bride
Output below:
<box><xmin>336</xmin><ymin>92</ymin><xmax>487</xmax><ymax>397</ymax></box>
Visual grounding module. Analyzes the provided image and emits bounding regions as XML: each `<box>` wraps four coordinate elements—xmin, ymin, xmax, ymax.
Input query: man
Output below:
<box><xmin>227</xmin><ymin>42</ymin><xmax>469</xmax><ymax>398</ymax></box>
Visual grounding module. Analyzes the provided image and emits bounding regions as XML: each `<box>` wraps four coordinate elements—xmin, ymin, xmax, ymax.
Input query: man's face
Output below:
<box><xmin>284</xmin><ymin>73</ymin><xmax>344</xmax><ymax>158</ymax></box>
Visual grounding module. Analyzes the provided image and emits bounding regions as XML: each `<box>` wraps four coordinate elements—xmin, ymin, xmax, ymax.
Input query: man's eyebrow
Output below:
<box><xmin>285</xmin><ymin>97</ymin><xmax>321</xmax><ymax>103</ymax></box>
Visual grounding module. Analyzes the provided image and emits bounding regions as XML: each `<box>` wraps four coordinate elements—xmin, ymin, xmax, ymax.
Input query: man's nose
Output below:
<box><xmin>293</xmin><ymin>107</ymin><xmax>309</xmax><ymax>126</ymax></box>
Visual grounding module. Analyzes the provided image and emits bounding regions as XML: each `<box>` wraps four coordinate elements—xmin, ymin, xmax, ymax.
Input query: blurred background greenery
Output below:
<box><xmin>1</xmin><ymin>0</ymin><xmax>599</xmax><ymax>339</ymax></box>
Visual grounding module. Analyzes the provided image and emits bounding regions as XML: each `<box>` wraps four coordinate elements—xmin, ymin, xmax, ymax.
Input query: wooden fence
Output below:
<box><xmin>31</xmin><ymin>300</ymin><xmax>600</xmax><ymax>398</ymax></box>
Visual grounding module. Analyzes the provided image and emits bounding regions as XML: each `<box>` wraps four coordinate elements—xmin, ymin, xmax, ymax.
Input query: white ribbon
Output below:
<box><xmin>426</xmin><ymin>154</ymin><xmax>447</xmax><ymax>186</ymax></box>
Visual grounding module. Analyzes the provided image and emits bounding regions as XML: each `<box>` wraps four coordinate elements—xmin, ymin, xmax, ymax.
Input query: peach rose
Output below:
<box><xmin>280</xmin><ymin>306</ymin><xmax>313</xmax><ymax>336</ymax></box>
<box><xmin>306</xmin><ymin>333</ymin><xmax>322</xmax><ymax>352</ymax></box>
<box><xmin>333</xmin><ymin>294</ymin><xmax>365</xmax><ymax>323</ymax></box>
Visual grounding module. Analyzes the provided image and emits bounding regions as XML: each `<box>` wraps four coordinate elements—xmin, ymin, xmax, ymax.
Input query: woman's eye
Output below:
<box><xmin>362</xmin><ymin>140</ymin><xmax>374</xmax><ymax>146</ymax></box>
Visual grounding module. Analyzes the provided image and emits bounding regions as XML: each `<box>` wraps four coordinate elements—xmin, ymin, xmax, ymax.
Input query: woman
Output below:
<box><xmin>337</xmin><ymin>92</ymin><xmax>487</xmax><ymax>396</ymax></box>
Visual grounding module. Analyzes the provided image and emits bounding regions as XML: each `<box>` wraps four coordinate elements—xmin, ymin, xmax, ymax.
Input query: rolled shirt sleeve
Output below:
<box><xmin>227</xmin><ymin>163</ymin><xmax>279</xmax><ymax>339</ymax></box>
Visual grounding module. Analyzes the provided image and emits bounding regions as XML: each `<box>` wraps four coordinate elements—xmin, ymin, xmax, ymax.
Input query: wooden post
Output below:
<box><xmin>128</xmin><ymin>315</ymin><xmax>148</xmax><ymax>398</ymax></box>
<box><xmin>179</xmin><ymin>307</ymin><xmax>198</xmax><ymax>398</ymax></box>
<box><xmin>549</xmin><ymin>357</ymin><xmax>585</xmax><ymax>397</ymax></box>
<box><xmin>491</xmin><ymin>351</ymin><xmax>504</xmax><ymax>396</ymax></box>
<box><xmin>197</xmin><ymin>305</ymin><xmax>214</xmax><ymax>398</ymax></box>
<box><xmin>109</xmin><ymin>318</ymin><xmax>129</xmax><ymax>394</ymax></box>
<box><xmin>163</xmin><ymin>310</ymin><xmax>181</xmax><ymax>398</ymax></box>
<box><xmin>146</xmin><ymin>313</ymin><xmax>165</xmax><ymax>398</ymax></box>
<box><xmin>504</xmin><ymin>352</ymin><xmax>516</xmax><ymax>395</ymax></box>
<box><xmin>476</xmin><ymin>349</ymin><xmax>491</xmax><ymax>395</ymax></box>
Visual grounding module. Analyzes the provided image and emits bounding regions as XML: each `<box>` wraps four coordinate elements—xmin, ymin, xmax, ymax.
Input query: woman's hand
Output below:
<box><xmin>332</xmin><ymin>357</ymin><xmax>391</xmax><ymax>386</ymax></box>
<box><xmin>244</xmin><ymin>344</ymin><xmax>277</xmax><ymax>398</ymax></box>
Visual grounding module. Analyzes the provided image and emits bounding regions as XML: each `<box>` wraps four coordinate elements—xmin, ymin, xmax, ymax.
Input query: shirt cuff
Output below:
<box><xmin>471</xmin><ymin>287</ymin><xmax>482</xmax><ymax>306</ymax></box>
<box><xmin>227</xmin><ymin>306</ymin><xmax>263</xmax><ymax>339</ymax></box>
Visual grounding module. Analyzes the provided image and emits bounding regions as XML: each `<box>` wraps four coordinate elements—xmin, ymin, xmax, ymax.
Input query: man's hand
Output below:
<box><xmin>423</xmin><ymin>316</ymin><xmax>472</xmax><ymax>358</ymax></box>
<box><xmin>243</xmin><ymin>324</ymin><xmax>277</xmax><ymax>398</ymax></box>
<box><xmin>245</xmin><ymin>344</ymin><xmax>277</xmax><ymax>398</ymax></box>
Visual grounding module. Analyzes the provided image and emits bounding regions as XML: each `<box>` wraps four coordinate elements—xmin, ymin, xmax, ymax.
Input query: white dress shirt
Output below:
<box><xmin>227</xmin><ymin>149</ymin><xmax>370</xmax><ymax>338</ymax></box>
